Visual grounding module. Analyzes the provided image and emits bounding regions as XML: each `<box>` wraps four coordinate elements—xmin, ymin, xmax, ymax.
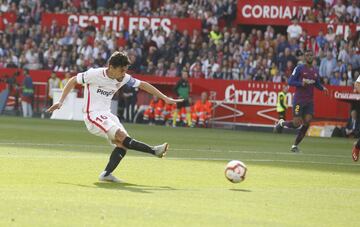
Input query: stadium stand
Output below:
<box><xmin>0</xmin><ymin>0</ymin><xmax>358</xmax><ymax>87</ymax></box>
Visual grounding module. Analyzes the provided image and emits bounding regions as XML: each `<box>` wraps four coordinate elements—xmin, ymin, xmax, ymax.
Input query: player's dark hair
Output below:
<box><xmin>108</xmin><ymin>51</ymin><xmax>131</xmax><ymax>68</ymax></box>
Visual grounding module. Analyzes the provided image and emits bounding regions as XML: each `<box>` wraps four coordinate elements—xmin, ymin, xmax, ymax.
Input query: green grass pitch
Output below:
<box><xmin>0</xmin><ymin>116</ymin><xmax>359</xmax><ymax>226</ymax></box>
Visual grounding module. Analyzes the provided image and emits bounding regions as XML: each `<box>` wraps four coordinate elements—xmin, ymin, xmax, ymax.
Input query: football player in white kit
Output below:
<box><xmin>47</xmin><ymin>51</ymin><xmax>183</xmax><ymax>182</ymax></box>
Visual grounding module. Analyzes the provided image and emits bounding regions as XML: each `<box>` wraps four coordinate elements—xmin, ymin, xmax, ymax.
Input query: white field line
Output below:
<box><xmin>0</xmin><ymin>142</ymin><xmax>350</xmax><ymax>159</ymax></box>
<box><xmin>173</xmin><ymin>148</ymin><xmax>349</xmax><ymax>158</ymax></box>
<box><xmin>0</xmin><ymin>153</ymin><xmax>358</xmax><ymax>166</ymax></box>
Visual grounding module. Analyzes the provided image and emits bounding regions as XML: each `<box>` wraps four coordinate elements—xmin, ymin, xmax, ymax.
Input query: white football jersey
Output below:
<box><xmin>76</xmin><ymin>67</ymin><xmax>140</xmax><ymax>113</ymax></box>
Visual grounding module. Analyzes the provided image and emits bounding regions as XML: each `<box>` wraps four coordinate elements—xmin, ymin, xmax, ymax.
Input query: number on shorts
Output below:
<box><xmin>95</xmin><ymin>115</ymin><xmax>108</xmax><ymax>122</ymax></box>
<box><xmin>295</xmin><ymin>105</ymin><xmax>300</xmax><ymax>114</ymax></box>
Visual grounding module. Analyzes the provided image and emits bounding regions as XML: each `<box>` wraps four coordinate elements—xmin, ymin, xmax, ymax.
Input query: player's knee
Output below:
<box><xmin>304</xmin><ymin>115</ymin><xmax>313</xmax><ymax>124</ymax></box>
<box><xmin>303</xmin><ymin>121</ymin><xmax>311</xmax><ymax>127</ymax></box>
<box><xmin>293</xmin><ymin>119</ymin><xmax>302</xmax><ymax>127</ymax></box>
<box><xmin>112</xmin><ymin>140</ymin><xmax>127</xmax><ymax>149</ymax></box>
<box><xmin>115</xmin><ymin>129</ymin><xmax>128</xmax><ymax>143</ymax></box>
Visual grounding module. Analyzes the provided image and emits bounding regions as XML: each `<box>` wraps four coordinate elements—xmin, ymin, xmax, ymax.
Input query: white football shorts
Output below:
<box><xmin>83</xmin><ymin>111</ymin><xmax>128</xmax><ymax>145</ymax></box>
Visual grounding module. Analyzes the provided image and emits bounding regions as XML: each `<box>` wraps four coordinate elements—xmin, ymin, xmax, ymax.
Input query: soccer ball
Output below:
<box><xmin>225</xmin><ymin>160</ymin><xmax>247</xmax><ymax>183</ymax></box>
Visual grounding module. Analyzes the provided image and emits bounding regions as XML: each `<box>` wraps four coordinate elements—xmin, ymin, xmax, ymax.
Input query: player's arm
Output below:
<box><xmin>314</xmin><ymin>76</ymin><xmax>329</xmax><ymax>95</ymax></box>
<box><xmin>314</xmin><ymin>67</ymin><xmax>329</xmax><ymax>94</ymax></box>
<box><xmin>288</xmin><ymin>65</ymin><xmax>304</xmax><ymax>87</ymax></box>
<box><xmin>46</xmin><ymin>76</ymin><xmax>77</xmax><ymax>112</ymax></box>
<box><xmin>139</xmin><ymin>81</ymin><xmax>183</xmax><ymax>104</ymax></box>
<box><xmin>314</xmin><ymin>78</ymin><xmax>324</xmax><ymax>90</ymax></box>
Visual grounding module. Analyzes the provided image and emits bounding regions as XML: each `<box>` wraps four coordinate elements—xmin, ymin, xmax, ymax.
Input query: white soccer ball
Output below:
<box><xmin>225</xmin><ymin>160</ymin><xmax>247</xmax><ymax>183</ymax></box>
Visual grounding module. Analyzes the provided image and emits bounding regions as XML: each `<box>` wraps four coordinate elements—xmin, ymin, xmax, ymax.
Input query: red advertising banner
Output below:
<box><xmin>128</xmin><ymin>75</ymin><xmax>352</xmax><ymax>126</ymax></box>
<box><xmin>41</xmin><ymin>13</ymin><xmax>202</xmax><ymax>35</ymax></box>
<box><xmin>0</xmin><ymin>69</ymin><xmax>352</xmax><ymax>126</ymax></box>
<box><xmin>237</xmin><ymin>0</ymin><xmax>312</xmax><ymax>25</ymax></box>
<box><xmin>204</xmin><ymin>81</ymin><xmax>351</xmax><ymax>126</ymax></box>
<box><xmin>236</xmin><ymin>1</ymin><xmax>360</xmax><ymax>39</ymax></box>
<box><xmin>334</xmin><ymin>91</ymin><xmax>360</xmax><ymax>101</ymax></box>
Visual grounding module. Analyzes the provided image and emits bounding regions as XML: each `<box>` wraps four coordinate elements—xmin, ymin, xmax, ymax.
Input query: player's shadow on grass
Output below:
<box><xmin>57</xmin><ymin>182</ymin><xmax>177</xmax><ymax>194</ymax></box>
<box><xmin>229</xmin><ymin>189</ymin><xmax>252</xmax><ymax>192</ymax></box>
<box><xmin>93</xmin><ymin>182</ymin><xmax>177</xmax><ymax>194</ymax></box>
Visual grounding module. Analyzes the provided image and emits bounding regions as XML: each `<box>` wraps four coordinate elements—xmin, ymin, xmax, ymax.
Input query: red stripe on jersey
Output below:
<box><xmin>86</xmin><ymin>84</ymin><xmax>107</xmax><ymax>133</ymax></box>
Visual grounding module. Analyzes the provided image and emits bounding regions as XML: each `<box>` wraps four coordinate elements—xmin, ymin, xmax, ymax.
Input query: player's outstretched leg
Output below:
<box><xmin>99</xmin><ymin>147</ymin><xmax>127</xmax><ymax>183</ymax></box>
<box><xmin>352</xmin><ymin>139</ymin><xmax>360</xmax><ymax>162</ymax></box>
<box><xmin>113</xmin><ymin>130</ymin><xmax>169</xmax><ymax>158</ymax></box>
<box><xmin>123</xmin><ymin>137</ymin><xmax>168</xmax><ymax>158</ymax></box>
<box><xmin>153</xmin><ymin>143</ymin><xmax>169</xmax><ymax>157</ymax></box>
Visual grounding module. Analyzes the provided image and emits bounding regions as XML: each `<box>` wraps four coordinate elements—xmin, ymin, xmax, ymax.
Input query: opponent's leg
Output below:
<box><xmin>276</xmin><ymin>103</ymin><xmax>303</xmax><ymax>131</ymax></box>
<box><xmin>274</xmin><ymin>111</ymin><xmax>286</xmax><ymax>133</ymax></box>
<box><xmin>283</xmin><ymin>118</ymin><xmax>302</xmax><ymax>129</ymax></box>
<box><xmin>275</xmin><ymin>116</ymin><xmax>302</xmax><ymax>132</ymax></box>
<box><xmin>291</xmin><ymin>114</ymin><xmax>312</xmax><ymax>152</ymax></box>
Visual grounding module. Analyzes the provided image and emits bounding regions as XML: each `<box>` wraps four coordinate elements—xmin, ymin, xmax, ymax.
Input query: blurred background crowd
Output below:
<box><xmin>0</xmin><ymin>0</ymin><xmax>359</xmax><ymax>87</ymax></box>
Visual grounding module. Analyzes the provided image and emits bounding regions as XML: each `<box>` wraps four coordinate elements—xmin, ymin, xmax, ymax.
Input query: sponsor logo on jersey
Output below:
<box><xmin>97</xmin><ymin>88</ymin><xmax>115</xmax><ymax>97</ymax></box>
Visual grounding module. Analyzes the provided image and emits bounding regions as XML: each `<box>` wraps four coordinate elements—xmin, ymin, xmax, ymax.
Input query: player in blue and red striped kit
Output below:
<box><xmin>275</xmin><ymin>49</ymin><xmax>328</xmax><ymax>152</ymax></box>
<box><xmin>352</xmin><ymin>76</ymin><xmax>360</xmax><ymax>162</ymax></box>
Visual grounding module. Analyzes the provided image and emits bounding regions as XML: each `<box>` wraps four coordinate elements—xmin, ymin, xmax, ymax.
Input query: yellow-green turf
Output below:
<box><xmin>0</xmin><ymin>116</ymin><xmax>359</xmax><ymax>226</ymax></box>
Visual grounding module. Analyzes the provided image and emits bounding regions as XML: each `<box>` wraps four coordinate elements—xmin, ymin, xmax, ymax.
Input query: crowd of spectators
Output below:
<box><xmin>0</xmin><ymin>0</ymin><xmax>359</xmax><ymax>87</ymax></box>
<box><xmin>306</xmin><ymin>0</ymin><xmax>359</xmax><ymax>24</ymax></box>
